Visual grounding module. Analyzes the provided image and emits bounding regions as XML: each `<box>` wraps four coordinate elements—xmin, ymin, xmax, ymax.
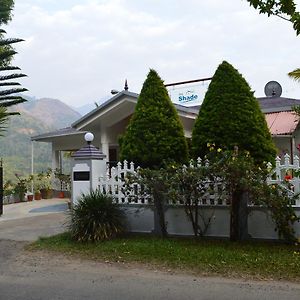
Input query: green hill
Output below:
<box><xmin>0</xmin><ymin>98</ymin><xmax>82</xmax><ymax>182</ymax></box>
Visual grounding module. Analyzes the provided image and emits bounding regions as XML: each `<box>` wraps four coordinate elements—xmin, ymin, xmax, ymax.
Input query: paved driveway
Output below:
<box><xmin>0</xmin><ymin>199</ymin><xmax>68</xmax><ymax>241</ymax></box>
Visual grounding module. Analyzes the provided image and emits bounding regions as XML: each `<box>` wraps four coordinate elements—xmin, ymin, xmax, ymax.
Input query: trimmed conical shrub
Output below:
<box><xmin>192</xmin><ymin>61</ymin><xmax>276</xmax><ymax>164</ymax></box>
<box><xmin>120</xmin><ymin>69</ymin><xmax>188</xmax><ymax>168</ymax></box>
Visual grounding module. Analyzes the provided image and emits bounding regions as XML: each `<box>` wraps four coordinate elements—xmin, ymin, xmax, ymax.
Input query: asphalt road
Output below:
<box><xmin>0</xmin><ymin>240</ymin><xmax>299</xmax><ymax>300</ymax></box>
<box><xmin>0</xmin><ymin>201</ymin><xmax>299</xmax><ymax>300</ymax></box>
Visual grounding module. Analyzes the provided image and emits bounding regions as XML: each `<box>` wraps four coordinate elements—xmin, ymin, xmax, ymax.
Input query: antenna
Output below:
<box><xmin>264</xmin><ymin>81</ymin><xmax>282</xmax><ymax>97</ymax></box>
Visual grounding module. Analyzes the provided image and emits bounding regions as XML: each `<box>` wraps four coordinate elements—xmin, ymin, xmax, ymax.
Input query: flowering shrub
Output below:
<box><xmin>166</xmin><ymin>162</ymin><xmax>219</xmax><ymax>237</ymax></box>
<box><xmin>206</xmin><ymin>146</ymin><xmax>300</xmax><ymax>242</ymax></box>
<box><xmin>123</xmin><ymin>144</ymin><xmax>300</xmax><ymax>242</ymax></box>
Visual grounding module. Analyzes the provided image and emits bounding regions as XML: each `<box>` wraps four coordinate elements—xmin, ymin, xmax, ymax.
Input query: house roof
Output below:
<box><xmin>31</xmin><ymin>91</ymin><xmax>300</xmax><ymax>142</ymax></box>
<box><xmin>72</xmin><ymin>90</ymin><xmax>139</xmax><ymax>128</ymax></box>
<box><xmin>258</xmin><ymin>96</ymin><xmax>300</xmax><ymax>113</ymax></box>
<box><xmin>265</xmin><ymin>111</ymin><xmax>300</xmax><ymax>135</ymax></box>
<box><xmin>176</xmin><ymin>96</ymin><xmax>300</xmax><ymax>114</ymax></box>
<box><xmin>31</xmin><ymin>127</ymin><xmax>86</xmax><ymax>142</ymax></box>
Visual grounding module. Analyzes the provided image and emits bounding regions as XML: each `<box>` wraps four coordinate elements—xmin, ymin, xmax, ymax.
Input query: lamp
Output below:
<box><xmin>84</xmin><ymin>132</ymin><xmax>94</xmax><ymax>145</ymax></box>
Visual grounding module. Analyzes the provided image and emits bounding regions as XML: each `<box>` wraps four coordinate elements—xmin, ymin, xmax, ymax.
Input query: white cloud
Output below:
<box><xmin>3</xmin><ymin>0</ymin><xmax>300</xmax><ymax>106</ymax></box>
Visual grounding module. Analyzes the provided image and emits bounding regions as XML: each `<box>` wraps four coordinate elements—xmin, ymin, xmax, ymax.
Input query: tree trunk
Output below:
<box><xmin>153</xmin><ymin>191</ymin><xmax>168</xmax><ymax>238</ymax></box>
<box><xmin>230</xmin><ymin>189</ymin><xmax>249</xmax><ymax>241</ymax></box>
<box><xmin>230</xmin><ymin>190</ymin><xmax>240</xmax><ymax>241</ymax></box>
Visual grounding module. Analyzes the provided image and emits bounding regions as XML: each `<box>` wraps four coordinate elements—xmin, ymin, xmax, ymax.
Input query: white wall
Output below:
<box><xmin>119</xmin><ymin>205</ymin><xmax>300</xmax><ymax>240</ymax></box>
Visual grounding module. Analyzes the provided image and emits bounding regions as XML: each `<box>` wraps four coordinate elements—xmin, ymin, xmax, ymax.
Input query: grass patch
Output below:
<box><xmin>30</xmin><ymin>233</ymin><xmax>300</xmax><ymax>282</ymax></box>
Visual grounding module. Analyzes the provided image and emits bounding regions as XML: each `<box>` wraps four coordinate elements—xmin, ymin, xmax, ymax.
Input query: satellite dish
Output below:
<box><xmin>264</xmin><ymin>81</ymin><xmax>282</xmax><ymax>97</ymax></box>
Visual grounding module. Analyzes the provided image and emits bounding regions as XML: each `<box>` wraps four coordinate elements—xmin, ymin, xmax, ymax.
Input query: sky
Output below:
<box><xmin>4</xmin><ymin>0</ymin><xmax>300</xmax><ymax>108</ymax></box>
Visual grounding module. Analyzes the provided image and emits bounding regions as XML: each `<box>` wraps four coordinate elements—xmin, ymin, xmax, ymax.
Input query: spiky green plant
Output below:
<box><xmin>68</xmin><ymin>190</ymin><xmax>126</xmax><ymax>242</ymax></box>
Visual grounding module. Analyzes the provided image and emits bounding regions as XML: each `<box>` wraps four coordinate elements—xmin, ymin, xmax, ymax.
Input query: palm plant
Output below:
<box><xmin>68</xmin><ymin>190</ymin><xmax>126</xmax><ymax>242</ymax></box>
<box><xmin>0</xmin><ymin>0</ymin><xmax>27</xmax><ymax>134</ymax></box>
<box><xmin>288</xmin><ymin>68</ymin><xmax>300</xmax><ymax>82</ymax></box>
<box><xmin>0</xmin><ymin>34</ymin><xmax>27</xmax><ymax>112</ymax></box>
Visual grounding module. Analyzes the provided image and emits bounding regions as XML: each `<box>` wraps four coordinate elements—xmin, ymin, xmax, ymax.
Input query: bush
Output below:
<box><xmin>120</xmin><ymin>69</ymin><xmax>188</xmax><ymax>168</ymax></box>
<box><xmin>68</xmin><ymin>190</ymin><xmax>126</xmax><ymax>242</ymax></box>
<box><xmin>192</xmin><ymin>61</ymin><xmax>276</xmax><ymax>165</ymax></box>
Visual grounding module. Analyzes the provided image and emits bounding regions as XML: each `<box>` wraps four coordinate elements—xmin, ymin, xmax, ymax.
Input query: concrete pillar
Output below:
<box><xmin>51</xmin><ymin>146</ymin><xmax>60</xmax><ymax>171</ymax></box>
<box><xmin>100</xmin><ymin>130</ymin><xmax>110</xmax><ymax>161</ymax></box>
<box><xmin>71</xmin><ymin>133</ymin><xmax>107</xmax><ymax>205</ymax></box>
<box><xmin>102</xmin><ymin>142</ymin><xmax>109</xmax><ymax>160</ymax></box>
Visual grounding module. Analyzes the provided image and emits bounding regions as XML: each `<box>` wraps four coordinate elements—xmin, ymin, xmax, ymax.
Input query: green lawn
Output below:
<box><xmin>30</xmin><ymin>233</ymin><xmax>300</xmax><ymax>282</ymax></box>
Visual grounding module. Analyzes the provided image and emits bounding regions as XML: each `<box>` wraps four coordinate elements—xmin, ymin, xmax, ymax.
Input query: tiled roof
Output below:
<box><xmin>265</xmin><ymin>111</ymin><xmax>299</xmax><ymax>135</ymax></box>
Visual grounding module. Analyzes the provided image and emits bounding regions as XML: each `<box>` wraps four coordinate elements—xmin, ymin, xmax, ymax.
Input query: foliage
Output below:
<box><xmin>33</xmin><ymin>234</ymin><xmax>300</xmax><ymax>282</ymax></box>
<box><xmin>246</xmin><ymin>0</ymin><xmax>300</xmax><ymax>35</ymax></box>
<box><xmin>166</xmin><ymin>162</ymin><xmax>218</xmax><ymax>237</ymax></box>
<box><xmin>14</xmin><ymin>173</ymin><xmax>30</xmax><ymax>201</ymax></box>
<box><xmin>253</xmin><ymin>182</ymin><xmax>300</xmax><ymax>242</ymax></box>
<box><xmin>207</xmin><ymin>146</ymin><xmax>299</xmax><ymax>242</ymax></box>
<box><xmin>0</xmin><ymin>36</ymin><xmax>27</xmax><ymax>110</ymax></box>
<box><xmin>37</xmin><ymin>168</ymin><xmax>52</xmax><ymax>190</ymax></box>
<box><xmin>54</xmin><ymin>168</ymin><xmax>71</xmax><ymax>192</ymax></box>
<box><xmin>68</xmin><ymin>190</ymin><xmax>126</xmax><ymax>242</ymax></box>
<box><xmin>3</xmin><ymin>179</ymin><xmax>14</xmax><ymax>196</ymax></box>
<box><xmin>0</xmin><ymin>0</ymin><xmax>27</xmax><ymax>133</ymax></box>
<box><xmin>120</xmin><ymin>69</ymin><xmax>188</xmax><ymax>169</ymax></box>
<box><xmin>124</xmin><ymin>168</ymin><xmax>169</xmax><ymax>237</ymax></box>
<box><xmin>124</xmin><ymin>144</ymin><xmax>299</xmax><ymax>242</ymax></box>
<box><xmin>192</xmin><ymin>61</ymin><xmax>276</xmax><ymax>165</ymax></box>
<box><xmin>0</xmin><ymin>0</ymin><xmax>15</xmax><ymax>25</ymax></box>
<box><xmin>288</xmin><ymin>68</ymin><xmax>300</xmax><ymax>82</ymax></box>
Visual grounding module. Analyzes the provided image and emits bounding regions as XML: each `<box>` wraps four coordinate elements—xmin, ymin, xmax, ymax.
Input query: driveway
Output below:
<box><xmin>0</xmin><ymin>198</ymin><xmax>68</xmax><ymax>241</ymax></box>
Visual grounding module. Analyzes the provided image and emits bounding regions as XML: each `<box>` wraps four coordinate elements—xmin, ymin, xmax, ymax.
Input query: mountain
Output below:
<box><xmin>17</xmin><ymin>98</ymin><xmax>81</xmax><ymax>129</ymax></box>
<box><xmin>1</xmin><ymin>98</ymin><xmax>82</xmax><ymax>182</ymax></box>
<box><xmin>73</xmin><ymin>95</ymin><xmax>111</xmax><ymax>116</ymax></box>
<box><xmin>74</xmin><ymin>103</ymin><xmax>96</xmax><ymax>116</ymax></box>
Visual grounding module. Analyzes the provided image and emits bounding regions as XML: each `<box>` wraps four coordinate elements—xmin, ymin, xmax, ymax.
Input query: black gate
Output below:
<box><xmin>0</xmin><ymin>158</ymin><xmax>3</xmax><ymax>216</ymax></box>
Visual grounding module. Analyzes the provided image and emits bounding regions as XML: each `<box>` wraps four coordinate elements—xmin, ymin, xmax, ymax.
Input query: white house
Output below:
<box><xmin>31</xmin><ymin>89</ymin><xmax>300</xmax><ymax>170</ymax></box>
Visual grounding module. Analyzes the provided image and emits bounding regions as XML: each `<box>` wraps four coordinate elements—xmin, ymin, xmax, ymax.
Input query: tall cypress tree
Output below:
<box><xmin>192</xmin><ymin>61</ymin><xmax>276</xmax><ymax>164</ymax></box>
<box><xmin>120</xmin><ymin>69</ymin><xmax>188</xmax><ymax>168</ymax></box>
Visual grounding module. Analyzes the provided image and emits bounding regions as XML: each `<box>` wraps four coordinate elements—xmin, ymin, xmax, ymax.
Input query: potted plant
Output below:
<box><xmin>26</xmin><ymin>175</ymin><xmax>34</xmax><ymax>201</ymax></box>
<box><xmin>14</xmin><ymin>174</ymin><xmax>28</xmax><ymax>202</ymax></box>
<box><xmin>38</xmin><ymin>169</ymin><xmax>53</xmax><ymax>199</ymax></box>
<box><xmin>27</xmin><ymin>193</ymin><xmax>34</xmax><ymax>201</ymax></box>
<box><xmin>31</xmin><ymin>174</ymin><xmax>42</xmax><ymax>200</ymax></box>
<box><xmin>54</xmin><ymin>169</ymin><xmax>71</xmax><ymax>198</ymax></box>
<box><xmin>3</xmin><ymin>180</ymin><xmax>15</xmax><ymax>204</ymax></box>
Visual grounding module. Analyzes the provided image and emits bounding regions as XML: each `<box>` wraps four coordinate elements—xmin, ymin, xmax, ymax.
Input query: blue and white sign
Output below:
<box><xmin>167</xmin><ymin>83</ymin><xmax>208</xmax><ymax>106</ymax></box>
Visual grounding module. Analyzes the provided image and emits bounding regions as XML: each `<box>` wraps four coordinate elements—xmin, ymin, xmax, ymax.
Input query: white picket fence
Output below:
<box><xmin>98</xmin><ymin>155</ymin><xmax>300</xmax><ymax>207</ymax></box>
<box><xmin>267</xmin><ymin>154</ymin><xmax>300</xmax><ymax>206</ymax></box>
<box><xmin>98</xmin><ymin>161</ymin><xmax>150</xmax><ymax>204</ymax></box>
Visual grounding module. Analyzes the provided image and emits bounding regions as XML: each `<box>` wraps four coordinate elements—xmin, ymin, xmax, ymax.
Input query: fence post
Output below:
<box><xmin>0</xmin><ymin>158</ymin><xmax>3</xmax><ymax>216</ymax></box>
